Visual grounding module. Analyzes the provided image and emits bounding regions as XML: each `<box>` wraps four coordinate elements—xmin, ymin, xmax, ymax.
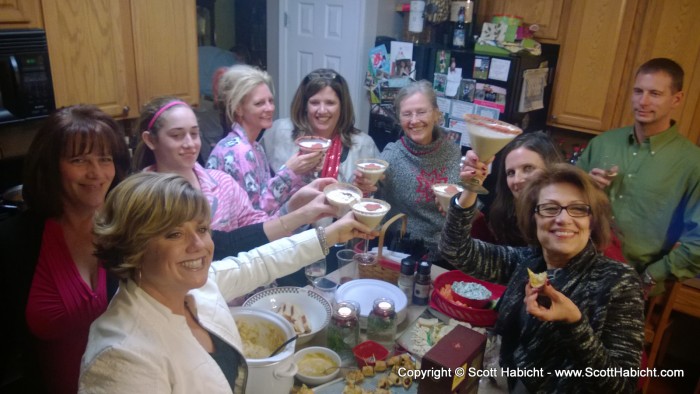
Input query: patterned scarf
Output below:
<box><xmin>321</xmin><ymin>134</ymin><xmax>343</xmax><ymax>179</ymax></box>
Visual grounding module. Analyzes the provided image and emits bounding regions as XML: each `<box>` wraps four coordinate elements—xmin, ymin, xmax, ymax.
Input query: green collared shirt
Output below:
<box><xmin>577</xmin><ymin>123</ymin><xmax>700</xmax><ymax>283</ymax></box>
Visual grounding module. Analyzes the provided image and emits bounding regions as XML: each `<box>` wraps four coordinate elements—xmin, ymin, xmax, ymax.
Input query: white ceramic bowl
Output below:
<box><xmin>294</xmin><ymin>346</ymin><xmax>341</xmax><ymax>386</ymax></box>
<box><xmin>243</xmin><ymin>287</ymin><xmax>332</xmax><ymax>345</ymax></box>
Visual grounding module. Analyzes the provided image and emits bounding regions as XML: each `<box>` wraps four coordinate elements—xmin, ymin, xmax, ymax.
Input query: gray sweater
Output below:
<box><xmin>378</xmin><ymin>130</ymin><xmax>461</xmax><ymax>253</ymax></box>
<box><xmin>440</xmin><ymin>198</ymin><xmax>644</xmax><ymax>393</ymax></box>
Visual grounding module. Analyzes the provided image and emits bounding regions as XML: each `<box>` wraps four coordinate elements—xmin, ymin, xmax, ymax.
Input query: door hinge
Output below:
<box><xmin>284</xmin><ymin>12</ymin><xmax>288</xmax><ymax>27</ymax></box>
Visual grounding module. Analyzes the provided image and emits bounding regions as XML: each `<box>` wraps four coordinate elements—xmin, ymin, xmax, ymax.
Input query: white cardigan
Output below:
<box><xmin>79</xmin><ymin>229</ymin><xmax>325</xmax><ymax>394</ymax></box>
<box><xmin>261</xmin><ymin>118</ymin><xmax>380</xmax><ymax>184</ymax></box>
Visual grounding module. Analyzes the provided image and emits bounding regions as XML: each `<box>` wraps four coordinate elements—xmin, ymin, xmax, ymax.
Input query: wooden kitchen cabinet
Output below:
<box><xmin>615</xmin><ymin>0</ymin><xmax>700</xmax><ymax>145</ymax></box>
<box><xmin>129</xmin><ymin>1</ymin><xmax>199</xmax><ymax>109</ymax></box>
<box><xmin>41</xmin><ymin>0</ymin><xmax>198</xmax><ymax>120</ymax></box>
<box><xmin>548</xmin><ymin>0</ymin><xmax>641</xmax><ymax>134</ymax></box>
<box><xmin>0</xmin><ymin>0</ymin><xmax>43</xmax><ymax>29</ymax></box>
<box><xmin>480</xmin><ymin>0</ymin><xmax>564</xmax><ymax>43</ymax></box>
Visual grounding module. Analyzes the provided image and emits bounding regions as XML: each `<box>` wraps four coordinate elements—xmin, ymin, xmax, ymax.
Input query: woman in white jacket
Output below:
<box><xmin>78</xmin><ymin>172</ymin><xmax>375</xmax><ymax>393</ymax></box>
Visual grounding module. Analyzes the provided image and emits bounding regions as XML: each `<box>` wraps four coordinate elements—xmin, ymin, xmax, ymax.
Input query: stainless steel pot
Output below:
<box><xmin>230</xmin><ymin>307</ymin><xmax>298</xmax><ymax>394</ymax></box>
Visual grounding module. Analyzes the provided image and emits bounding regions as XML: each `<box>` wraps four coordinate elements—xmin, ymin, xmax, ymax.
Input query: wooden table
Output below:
<box><xmin>299</xmin><ymin>262</ymin><xmax>449</xmax><ymax>353</ymax></box>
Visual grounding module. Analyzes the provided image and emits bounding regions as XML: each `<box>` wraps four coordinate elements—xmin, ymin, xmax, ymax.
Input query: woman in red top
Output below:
<box><xmin>0</xmin><ymin>105</ymin><xmax>130</xmax><ymax>393</ymax></box>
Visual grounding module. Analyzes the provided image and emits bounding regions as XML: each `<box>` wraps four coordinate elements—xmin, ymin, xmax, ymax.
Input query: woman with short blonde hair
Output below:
<box><xmin>207</xmin><ymin>65</ymin><xmax>321</xmax><ymax>215</ymax></box>
<box><xmin>81</xmin><ymin>172</ymin><xmax>376</xmax><ymax>393</ymax></box>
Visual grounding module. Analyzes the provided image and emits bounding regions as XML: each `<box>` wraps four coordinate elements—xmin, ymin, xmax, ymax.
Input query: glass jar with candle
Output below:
<box><xmin>367</xmin><ymin>298</ymin><xmax>397</xmax><ymax>350</ymax></box>
<box><xmin>327</xmin><ymin>301</ymin><xmax>360</xmax><ymax>361</ymax></box>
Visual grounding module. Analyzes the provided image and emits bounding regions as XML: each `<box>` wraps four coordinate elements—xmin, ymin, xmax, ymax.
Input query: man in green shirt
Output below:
<box><xmin>577</xmin><ymin>58</ymin><xmax>700</xmax><ymax>296</ymax></box>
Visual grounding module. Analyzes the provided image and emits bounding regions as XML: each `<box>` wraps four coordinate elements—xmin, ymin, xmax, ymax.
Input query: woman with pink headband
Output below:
<box><xmin>132</xmin><ymin>97</ymin><xmax>337</xmax><ymax>259</ymax></box>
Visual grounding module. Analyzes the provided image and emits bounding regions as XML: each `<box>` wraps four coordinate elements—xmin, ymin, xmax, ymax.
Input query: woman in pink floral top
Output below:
<box><xmin>206</xmin><ymin>65</ymin><xmax>322</xmax><ymax>216</ymax></box>
<box><xmin>133</xmin><ymin>97</ymin><xmax>336</xmax><ymax>257</ymax></box>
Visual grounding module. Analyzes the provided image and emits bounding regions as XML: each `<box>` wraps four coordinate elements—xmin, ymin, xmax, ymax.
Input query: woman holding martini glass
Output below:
<box><xmin>262</xmin><ymin>68</ymin><xmax>380</xmax><ymax>183</ymax></box>
<box><xmin>461</xmin><ymin>114</ymin><xmax>522</xmax><ymax>194</ymax></box>
<box><xmin>355</xmin><ymin>80</ymin><xmax>462</xmax><ymax>263</ymax></box>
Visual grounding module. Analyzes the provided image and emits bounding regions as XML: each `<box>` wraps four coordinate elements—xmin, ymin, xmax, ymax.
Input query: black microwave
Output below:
<box><xmin>0</xmin><ymin>29</ymin><xmax>55</xmax><ymax>125</ymax></box>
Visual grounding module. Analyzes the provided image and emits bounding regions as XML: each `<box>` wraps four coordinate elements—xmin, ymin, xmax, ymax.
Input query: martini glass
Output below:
<box><xmin>323</xmin><ymin>183</ymin><xmax>363</xmax><ymax>217</ymax></box>
<box><xmin>351</xmin><ymin>198</ymin><xmax>391</xmax><ymax>265</ymax></box>
<box><xmin>432</xmin><ymin>183</ymin><xmax>464</xmax><ymax>212</ymax></box>
<box><xmin>356</xmin><ymin>158</ymin><xmax>389</xmax><ymax>197</ymax></box>
<box><xmin>324</xmin><ymin>183</ymin><xmax>363</xmax><ymax>248</ymax></box>
<box><xmin>295</xmin><ymin>136</ymin><xmax>331</xmax><ymax>177</ymax></box>
<box><xmin>463</xmin><ymin>114</ymin><xmax>522</xmax><ymax>195</ymax></box>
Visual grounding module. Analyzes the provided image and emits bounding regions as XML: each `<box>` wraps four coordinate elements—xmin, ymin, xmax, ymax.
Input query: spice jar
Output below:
<box><xmin>367</xmin><ymin>298</ymin><xmax>397</xmax><ymax>350</ymax></box>
<box><xmin>327</xmin><ymin>301</ymin><xmax>360</xmax><ymax>361</ymax></box>
<box><xmin>398</xmin><ymin>257</ymin><xmax>416</xmax><ymax>305</ymax></box>
<box><xmin>413</xmin><ymin>261</ymin><xmax>431</xmax><ymax>306</ymax></box>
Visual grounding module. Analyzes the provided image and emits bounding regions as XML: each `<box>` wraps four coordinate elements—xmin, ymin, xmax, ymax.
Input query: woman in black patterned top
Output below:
<box><xmin>440</xmin><ymin>160</ymin><xmax>644</xmax><ymax>393</ymax></box>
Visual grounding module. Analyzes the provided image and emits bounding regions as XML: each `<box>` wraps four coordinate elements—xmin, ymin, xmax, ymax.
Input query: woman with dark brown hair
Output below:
<box><xmin>0</xmin><ymin>105</ymin><xmax>129</xmax><ymax>393</ymax></box>
<box><xmin>440</xmin><ymin>163</ymin><xmax>644</xmax><ymax>393</ymax></box>
<box><xmin>262</xmin><ymin>68</ymin><xmax>379</xmax><ymax>183</ymax></box>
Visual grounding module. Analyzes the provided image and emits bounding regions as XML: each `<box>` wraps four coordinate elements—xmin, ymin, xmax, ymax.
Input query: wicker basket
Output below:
<box><xmin>355</xmin><ymin>213</ymin><xmax>407</xmax><ymax>284</ymax></box>
<box><xmin>430</xmin><ymin>271</ymin><xmax>507</xmax><ymax>327</ymax></box>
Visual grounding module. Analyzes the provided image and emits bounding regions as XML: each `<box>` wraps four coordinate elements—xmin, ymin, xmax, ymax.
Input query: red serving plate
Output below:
<box><xmin>430</xmin><ymin>270</ymin><xmax>506</xmax><ymax>327</ymax></box>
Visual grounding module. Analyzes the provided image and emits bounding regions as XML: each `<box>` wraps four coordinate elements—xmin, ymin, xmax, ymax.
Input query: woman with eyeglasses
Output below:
<box><xmin>261</xmin><ymin>68</ymin><xmax>380</xmax><ymax>183</ymax></box>
<box><xmin>206</xmin><ymin>65</ymin><xmax>322</xmax><ymax>216</ymax></box>
<box><xmin>472</xmin><ymin>132</ymin><xmax>563</xmax><ymax>245</ymax></box>
<box><xmin>440</xmin><ymin>163</ymin><xmax>644</xmax><ymax>393</ymax></box>
<box><xmin>468</xmin><ymin>132</ymin><xmax>626</xmax><ymax>261</ymax></box>
<box><xmin>355</xmin><ymin>80</ymin><xmax>461</xmax><ymax>259</ymax></box>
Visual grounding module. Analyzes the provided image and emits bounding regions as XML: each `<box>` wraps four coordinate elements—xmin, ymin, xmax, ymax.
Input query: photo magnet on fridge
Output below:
<box><xmin>433</xmin><ymin>73</ymin><xmax>447</xmax><ymax>96</ymax></box>
<box><xmin>435</xmin><ymin>50</ymin><xmax>451</xmax><ymax>74</ymax></box>
<box><xmin>460</xmin><ymin>79</ymin><xmax>476</xmax><ymax>102</ymax></box>
<box><xmin>473</xmin><ymin>56</ymin><xmax>490</xmax><ymax>80</ymax></box>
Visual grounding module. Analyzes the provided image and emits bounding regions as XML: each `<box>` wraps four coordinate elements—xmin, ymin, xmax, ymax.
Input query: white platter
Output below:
<box><xmin>335</xmin><ymin>279</ymin><xmax>408</xmax><ymax>328</ymax></box>
<box><xmin>243</xmin><ymin>286</ymin><xmax>331</xmax><ymax>345</ymax></box>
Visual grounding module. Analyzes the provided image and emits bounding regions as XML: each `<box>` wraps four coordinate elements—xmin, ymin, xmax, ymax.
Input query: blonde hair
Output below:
<box><xmin>218</xmin><ymin>64</ymin><xmax>274</xmax><ymax>126</ymax></box>
<box><xmin>94</xmin><ymin>172</ymin><xmax>211</xmax><ymax>280</ymax></box>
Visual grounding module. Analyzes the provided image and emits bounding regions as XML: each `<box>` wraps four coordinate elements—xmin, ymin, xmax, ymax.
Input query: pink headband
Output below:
<box><xmin>147</xmin><ymin>101</ymin><xmax>188</xmax><ymax>130</ymax></box>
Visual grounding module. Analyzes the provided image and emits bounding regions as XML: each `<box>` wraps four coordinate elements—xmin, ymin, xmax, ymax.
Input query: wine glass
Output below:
<box><xmin>351</xmin><ymin>198</ymin><xmax>391</xmax><ymax>266</ymax></box>
<box><xmin>295</xmin><ymin>136</ymin><xmax>331</xmax><ymax>178</ymax></box>
<box><xmin>305</xmin><ymin>258</ymin><xmax>327</xmax><ymax>286</ymax></box>
<box><xmin>356</xmin><ymin>158</ymin><xmax>389</xmax><ymax>197</ymax></box>
<box><xmin>463</xmin><ymin>114</ymin><xmax>522</xmax><ymax>195</ymax></box>
<box><xmin>600</xmin><ymin>155</ymin><xmax>621</xmax><ymax>202</ymax></box>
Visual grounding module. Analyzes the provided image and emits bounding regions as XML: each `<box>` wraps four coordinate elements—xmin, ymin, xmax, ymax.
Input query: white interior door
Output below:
<box><xmin>274</xmin><ymin>0</ymin><xmax>375</xmax><ymax>131</ymax></box>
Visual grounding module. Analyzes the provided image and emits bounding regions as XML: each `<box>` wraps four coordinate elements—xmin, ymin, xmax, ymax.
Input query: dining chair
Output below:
<box><xmin>643</xmin><ymin>278</ymin><xmax>700</xmax><ymax>393</ymax></box>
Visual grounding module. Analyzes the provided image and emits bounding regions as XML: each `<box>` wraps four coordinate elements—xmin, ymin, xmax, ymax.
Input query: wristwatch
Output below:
<box><xmin>641</xmin><ymin>271</ymin><xmax>657</xmax><ymax>287</ymax></box>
